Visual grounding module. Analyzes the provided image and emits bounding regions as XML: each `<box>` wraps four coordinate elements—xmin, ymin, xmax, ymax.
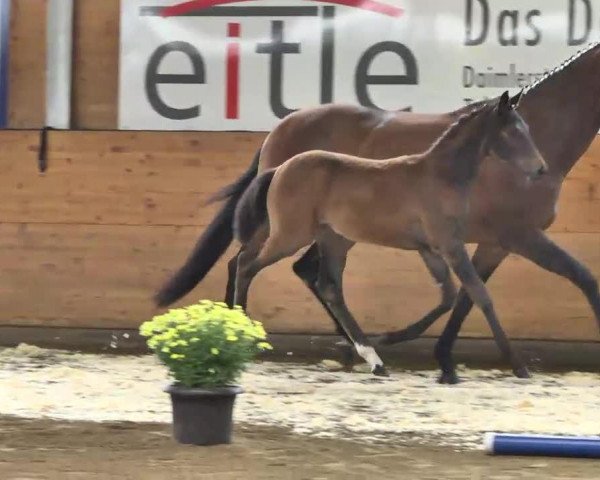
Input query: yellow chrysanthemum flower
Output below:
<box><xmin>139</xmin><ymin>299</ymin><xmax>272</xmax><ymax>387</ymax></box>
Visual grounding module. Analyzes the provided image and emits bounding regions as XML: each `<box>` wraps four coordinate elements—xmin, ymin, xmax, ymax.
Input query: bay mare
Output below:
<box><xmin>156</xmin><ymin>44</ymin><xmax>600</xmax><ymax>383</ymax></box>
<box><xmin>231</xmin><ymin>92</ymin><xmax>546</xmax><ymax>376</ymax></box>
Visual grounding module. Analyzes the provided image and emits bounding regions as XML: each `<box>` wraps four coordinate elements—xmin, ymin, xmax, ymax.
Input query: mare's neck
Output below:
<box><xmin>521</xmin><ymin>45</ymin><xmax>600</xmax><ymax>176</ymax></box>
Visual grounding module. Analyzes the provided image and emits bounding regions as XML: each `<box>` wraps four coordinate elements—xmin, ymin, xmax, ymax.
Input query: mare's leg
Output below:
<box><xmin>434</xmin><ymin>244</ymin><xmax>508</xmax><ymax>384</ymax></box>
<box><xmin>378</xmin><ymin>249</ymin><xmax>457</xmax><ymax>345</ymax></box>
<box><xmin>441</xmin><ymin>243</ymin><xmax>528</xmax><ymax>381</ymax></box>
<box><xmin>224</xmin><ymin>250</ymin><xmax>241</xmax><ymax>308</ymax></box>
<box><xmin>316</xmin><ymin>232</ymin><xmax>388</xmax><ymax>377</ymax></box>
<box><xmin>507</xmin><ymin>230</ymin><xmax>600</xmax><ymax>332</ymax></box>
<box><xmin>293</xmin><ymin>244</ymin><xmax>355</xmax><ymax>367</ymax></box>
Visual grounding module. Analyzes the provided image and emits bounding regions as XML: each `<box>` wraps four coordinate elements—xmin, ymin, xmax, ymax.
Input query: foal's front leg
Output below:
<box><xmin>434</xmin><ymin>244</ymin><xmax>508</xmax><ymax>384</ymax></box>
<box><xmin>442</xmin><ymin>242</ymin><xmax>529</xmax><ymax>379</ymax></box>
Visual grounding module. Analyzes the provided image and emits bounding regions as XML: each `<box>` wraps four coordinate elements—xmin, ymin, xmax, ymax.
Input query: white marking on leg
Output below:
<box><xmin>355</xmin><ymin>344</ymin><xmax>383</xmax><ymax>370</ymax></box>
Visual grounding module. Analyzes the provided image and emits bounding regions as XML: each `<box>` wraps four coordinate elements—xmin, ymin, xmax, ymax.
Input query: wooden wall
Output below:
<box><xmin>8</xmin><ymin>0</ymin><xmax>120</xmax><ymax>130</ymax></box>
<box><xmin>70</xmin><ymin>0</ymin><xmax>119</xmax><ymax>129</ymax></box>
<box><xmin>8</xmin><ymin>0</ymin><xmax>47</xmax><ymax>128</ymax></box>
<box><xmin>0</xmin><ymin>129</ymin><xmax>598</xmax><ymax>341</ymax></box>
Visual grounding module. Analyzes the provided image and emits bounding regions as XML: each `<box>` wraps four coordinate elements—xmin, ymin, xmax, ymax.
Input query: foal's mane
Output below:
<box><xmin>523</xmin><ymin>41</ymin><xmax>600</xmax><ymax>97</ymax></box>
<box><xmin>427</xmin><ymin>102</ymin><xmax>493</xmax><ymax>154</ymax></box>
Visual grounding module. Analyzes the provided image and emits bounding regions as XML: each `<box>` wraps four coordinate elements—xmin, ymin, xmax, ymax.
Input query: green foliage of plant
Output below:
<box><xmin>140</xmin><ymin>300</ymin><xmax>272</xmax><ymax>388</ymax></box>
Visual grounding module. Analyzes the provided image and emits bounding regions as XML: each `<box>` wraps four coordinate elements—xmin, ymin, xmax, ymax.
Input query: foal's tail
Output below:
<box><xmin>234</xmin><ymin>169</ymin><xmax>277</xmax><ymax>244</ymax></box>
<box><xmin>153</xmin><ymin>149</ymin><xmax>261</xmax><ymax>308</ymax></box>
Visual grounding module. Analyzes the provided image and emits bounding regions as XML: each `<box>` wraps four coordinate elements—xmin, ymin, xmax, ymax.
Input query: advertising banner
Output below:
<box><xmin>119</xmin><ymin>0</ymin><xmax>600</xmax><ymax>131</ymax></box>
<box><xmin>0</xmin><ymin>0</ymin><xmax>10</xmax><ymax>128</ymax></box>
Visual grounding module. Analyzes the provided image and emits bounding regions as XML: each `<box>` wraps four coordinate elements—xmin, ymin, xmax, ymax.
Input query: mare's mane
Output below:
<box><xmin>523</xmin><ymin>42</ymin><xmax>600</xmax><ymax>97</ymax></box>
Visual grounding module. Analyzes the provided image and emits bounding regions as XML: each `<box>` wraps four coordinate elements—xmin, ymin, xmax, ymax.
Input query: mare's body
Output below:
<box><xmin>156</xmin><ymin>44</ymin><xmax>600</xmax><ymax>383</ymax></box>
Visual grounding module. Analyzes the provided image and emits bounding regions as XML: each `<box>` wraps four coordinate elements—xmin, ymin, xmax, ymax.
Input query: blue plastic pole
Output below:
<box><xmin>484</xmin><ymin>433</ymin><xmax>600</xmax><ymax>458</ymax></box>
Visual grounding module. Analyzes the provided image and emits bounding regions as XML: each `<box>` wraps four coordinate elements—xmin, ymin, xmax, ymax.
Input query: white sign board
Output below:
<box><xmin>0</xmin><ymin>0</ymin><xmax>10</xmax><ymax>128</ymax></box>
<box><xmin>119</xmin><ymin>0</ymin><xmax>600</xmax><ymax>131</ymax></box>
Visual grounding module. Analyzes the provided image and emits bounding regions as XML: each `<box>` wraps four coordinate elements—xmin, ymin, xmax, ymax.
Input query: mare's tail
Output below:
<box><xmin>233</xmin><ymin>169</ymin><xmax>277</xmax><ymax>244</ymax></box>
<box><xmin>153</xmin><ymin>149</ymin><xmax>261</xmax><ymax>307</ymax></box>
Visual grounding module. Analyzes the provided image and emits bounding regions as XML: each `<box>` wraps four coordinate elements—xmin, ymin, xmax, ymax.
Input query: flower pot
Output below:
<box><xmin>164</xmin><ymin>383</ymin><xmax>243</xmax><ymax>446</ymax></box>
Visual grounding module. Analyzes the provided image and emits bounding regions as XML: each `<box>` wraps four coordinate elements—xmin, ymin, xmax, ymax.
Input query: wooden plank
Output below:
<box><xmin>0</xmin><ymin>130</ymin><xmax>265</xmax><ymax>225</ymax></box>
<box><xmin>0</xmin><ymin>130</ymin><xmax>598</xmax><ymax>233</ymax></box>
<box><xmin>8</xmin><ymin>0</ymin><xmax>46</xmax><ymax>128</ymax></box>
<box><xmin>0</xmin><ymin>222</ymin><xmax>598</xmax><ymax>341</ymax></box>
<box><xmin>71</xmin><ymin>0</ymin><xmax>120</xmax><ymax>129</ymax></box>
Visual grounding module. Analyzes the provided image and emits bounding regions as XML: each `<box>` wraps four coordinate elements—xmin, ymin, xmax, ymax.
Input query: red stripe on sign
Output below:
<box><xmin>228</xmin><ymin>22</ymin><xmax>240</xmax><ymax>37</ymax></box>
<box><xmin>308</xmin><ymin>0</ymin><xmax>402</xmax><ymax>17</ymax></box>
<box><xmin>162</xmin><ymin>0</ymin><xmax>403</xmax><ymax>18</ymax></box>
<box><xmin>226</xmin><ymin>23</ymin><xmax>240</xmax><ymax>119</ymax></box>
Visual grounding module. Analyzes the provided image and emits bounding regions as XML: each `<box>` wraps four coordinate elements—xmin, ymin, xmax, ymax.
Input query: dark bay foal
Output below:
<box><xmin>232</xmin><ymin>92</ymin><xmax>546</xmax><ymax>376</ymax></box>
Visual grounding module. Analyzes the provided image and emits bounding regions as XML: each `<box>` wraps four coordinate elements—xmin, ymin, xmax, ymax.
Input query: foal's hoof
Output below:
<box><xmin>372</xmin><ymin>364</ymin><xmax>390</xmax><ymax>377</ymax></box>
<box><xmin>513</xmin><ymin>366</ymin><xmax>532</xmax><ymax>379</ymax></box>
<box><xmin>334</xmin><ymin>343</ymin><xmax>355</xmax><ymax>371</ymax></box>
<box><xmin>438</xmin><ymin>371</ymin><xmax>460</xmax><ymax>385</ymax></box>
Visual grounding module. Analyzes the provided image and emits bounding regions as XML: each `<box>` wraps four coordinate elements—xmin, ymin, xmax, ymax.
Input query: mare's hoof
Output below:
<box><xmin>375</xmin><ymin>334</ymin><xmax>393</xmax><ymax>346</ymax></box>
<box><xmin>438</xmin><ymin>371</ymin><xmax>460</xmax><ymax>385</ymax></box>
<box><xmin>513</xmin><ymin>366</ymin><xmax>532</xmax><ymax>379</ymax></box>
<box><xmin>372</xmin><ymin>364</ymin><xmax>390</xmax><ymax>377</ymax></box>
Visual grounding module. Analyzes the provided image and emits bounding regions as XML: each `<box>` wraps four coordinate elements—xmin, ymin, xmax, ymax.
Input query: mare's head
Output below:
<box><xmin>485</xmin><ymin>91</ymin><xmax>547</xmax><ymax>178</ymax></box>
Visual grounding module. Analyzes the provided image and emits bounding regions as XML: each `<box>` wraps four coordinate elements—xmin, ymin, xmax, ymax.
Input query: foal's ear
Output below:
<box><xmin>497</xmin><ymin>90</ymin><xmax>511</xmax><ymax>115</ymax></box>
<box><xmin>510</xmin><ymin>90</ymin><xmax>523</xmax><ymax>107</ymax></box>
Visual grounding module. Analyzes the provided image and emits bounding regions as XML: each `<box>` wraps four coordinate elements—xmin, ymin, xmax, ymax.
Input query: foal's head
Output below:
<box><xmin>485</xmin><ymin>91</ymin><xmax>547</xmax><ymax>178</ymax></box>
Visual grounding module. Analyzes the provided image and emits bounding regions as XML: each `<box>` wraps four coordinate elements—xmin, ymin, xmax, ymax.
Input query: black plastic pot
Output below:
<box><xmin>164</xmin><ymin>383</ymin><xmax>243</xmax><ymax>446</ymax></box>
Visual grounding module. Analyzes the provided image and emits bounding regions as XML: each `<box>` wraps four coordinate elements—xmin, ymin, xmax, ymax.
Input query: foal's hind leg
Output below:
<box><xmin>442</xmin><ymin>242</ymin><xmax>527</xmax><ymax>380</ymax></box>
<box><xmin>378</xmin><ymin>249</ymin><xmax>457</xmax><ymax>345</ymax></box>
<box><xmin>316</xmin><ymin>231</ymin><xmax>388</xmax><ymax>377</ymax></box>
<box><xmin>224</xmin><ymin>250</ymin><xmax>240</xmax><ymax>308</ymax></box>
<box><xmin>293</xmin><ymin>244</ymin><xmax>356</xmax><ymax>369</ymax></box>
<box><xmin>233</xmin><ymin>238</ymin><xmax>264</xmax><ymax>310</ymax></box>
<box><xmin>234</xmin><ymin>231</ymin><xmax>309</xmax><ymax>310</ymax></box>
